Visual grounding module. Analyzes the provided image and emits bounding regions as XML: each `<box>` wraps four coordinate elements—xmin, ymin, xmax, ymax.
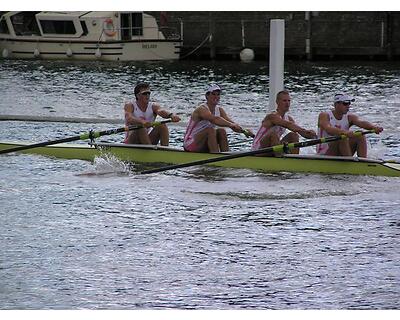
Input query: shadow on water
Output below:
<box><xmin>187</xmin><ymin>188</ymin><xmax>354</xmax><ymax>201</ymax></box>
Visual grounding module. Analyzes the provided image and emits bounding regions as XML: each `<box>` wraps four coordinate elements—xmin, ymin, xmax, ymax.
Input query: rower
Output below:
<box><xmin>252</xmin><ymin>90</ymin><xmax>317</xmax><ymax>156</ymax></box>
<box><xmin>183</xmin><ymin>84</ymin><xmax>254</xmax><ymax>153</ymax></box>
<box><xmin>317</xmin><ymin>93</ymin><xmax>383</xmax><ymax>157</ymax></box>
<box><xmin>124</xmin><ymin>82</ymin><xmax>181</xmax><ymax>146</ymax></box>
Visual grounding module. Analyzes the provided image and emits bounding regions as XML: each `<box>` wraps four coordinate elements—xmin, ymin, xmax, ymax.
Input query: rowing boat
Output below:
<box><xmin>1</xmin><ymin>141</ymin><xmax>399</xmax><ymax>177</ymax></box>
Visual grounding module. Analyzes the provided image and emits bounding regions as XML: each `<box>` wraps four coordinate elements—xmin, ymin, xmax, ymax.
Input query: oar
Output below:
<box><xmin>0</xmin><ymin>120</ymin><xmax>172</xmax><ymax>155</ymax></box>
<box><xmin>227</xmin><ymin>129</ymin><xmax>255</xmax><ymax>148</ymax></box>
<box><xmin>241</xmin><ymin>128</ymin><xmax>255</xmax><ymax>138</ymax></box>
<box><xmin>141</xmin><ymin>130</ymin><xmax>376</xmax><ymax>174</ymax></box>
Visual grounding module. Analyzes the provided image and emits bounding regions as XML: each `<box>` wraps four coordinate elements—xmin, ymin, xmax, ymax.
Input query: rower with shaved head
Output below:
<box><xmin>252</xmin><ymin>90</ymin><xmax>317</xmax><ymax>156</ymax></box>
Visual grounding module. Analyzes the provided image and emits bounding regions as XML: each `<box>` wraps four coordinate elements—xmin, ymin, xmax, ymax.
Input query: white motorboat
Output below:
<box><xmin>0</xmin><ymin>11</ymin><xmax>182</xmax><ymax>61</ymax></box>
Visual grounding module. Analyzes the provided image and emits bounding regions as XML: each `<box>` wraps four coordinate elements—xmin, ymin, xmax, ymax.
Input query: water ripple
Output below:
<box><xmin>1</xmin><ymin>60</ymin><xmax>399</xmax><ymax>309</ymax></box>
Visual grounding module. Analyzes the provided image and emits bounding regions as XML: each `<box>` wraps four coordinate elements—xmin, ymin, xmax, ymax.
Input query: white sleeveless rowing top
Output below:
<box><xmin>183</xmin><ymin>105</ymin><xmax>221</xmax><ymax>149</ymax></box>
<box><xmin>251</xmin><ymin>113</ymin><xmax>289</xmax><ymax>150</ymax></box>
<box><xmin>316</xmin><ymin>110</ymin><xmax>350</xmax><ymax>154</ymax></box>
<box><xmin>124</xmin><ymin>100</ymin><xmax>156</xmax><ymax>142</ymax></box>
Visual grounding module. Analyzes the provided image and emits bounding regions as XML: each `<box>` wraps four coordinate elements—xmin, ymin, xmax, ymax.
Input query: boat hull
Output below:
<box><xmin>0</xmin><ymin>39</ymin><xmax>181</xmax><ymax>61</ymax></box>
<box><xmin>1</xmin><ymin>141</ymin><xmax>400</xmax><ymax>177</ymax></box>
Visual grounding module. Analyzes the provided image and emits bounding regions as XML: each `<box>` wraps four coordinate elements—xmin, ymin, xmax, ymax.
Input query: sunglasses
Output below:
<box><xmin>140</xmin><ymin>91</ymin><xmax>151</xmax><ymax>96</ymax></box>
<box><xmin>342</xmin><ymin>101</ymin><xmax>351</xmax><ymax>106</ymax></box>
<box><xmin>211</xmin><ymin>91</ymin><xmax>221</xmax><ymax>96</ymax></box>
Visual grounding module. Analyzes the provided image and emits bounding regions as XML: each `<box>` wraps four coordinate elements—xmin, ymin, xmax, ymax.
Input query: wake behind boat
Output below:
<box><xmin>1</xmin><ymin>140</ymin><xmax>399</xmax><ymax>177</ymax></box>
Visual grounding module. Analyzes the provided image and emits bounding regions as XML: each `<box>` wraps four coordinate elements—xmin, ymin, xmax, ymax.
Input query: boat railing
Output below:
<box><xmin>117</xmin><ymin>25</ymin><xmax>181</xmax><ymax>41</ymax></box>
<box><xmin>159</xmin><ymin>26</ymin><xmax>181</xmax><ymax>40</ymax></box>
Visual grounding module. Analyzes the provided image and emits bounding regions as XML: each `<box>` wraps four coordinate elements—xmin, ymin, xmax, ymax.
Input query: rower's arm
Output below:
<box><xmin>219</xmin><ymin>107</ymin><xmax>235</xmax><ymax>123</ymax></box>
<box><xmin>272</xmin><ymin>114</ymin><xmax>316</xmax><ymax>138</ymax></box>
<box><xmin>198</xmin><ymin>106</ymin><xmax>241</xmax><ymax>131</ymax></box>
<box><xmin>349</xmin><ymin>114</ymin><xmax>383</xmax><ymax>133</ymax></box>
<box><xmin>153</xmin><ymin>103</ymin><xmax>181</xmax><ymax>122</ymax></box>
<box><xmin>218</xmin><ymin>107</ymin><xmax>247</xmax><ymax>133</ymax></box>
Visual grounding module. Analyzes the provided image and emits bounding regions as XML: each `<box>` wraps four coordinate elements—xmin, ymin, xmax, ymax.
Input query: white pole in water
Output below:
<box><xmin>269</xmin><ymin>19</ymin><xmax>285</xmax><ymax>110</ymax></box>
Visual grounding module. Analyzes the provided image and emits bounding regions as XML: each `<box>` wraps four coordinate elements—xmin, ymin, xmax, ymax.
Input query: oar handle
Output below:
<box><xmin>242</xmin><ymin>129</ymin><xmax>255</xmax><ymax>138</ymax></box>
<box><xmin>123</xmin><ymin>119</ymin><xmax>172</xmax><ymax>134</ymax></box>
<box><xmin>150</xmin><ymin>119</ymin><xmax>172</xmax><ymax>128</ymax></box>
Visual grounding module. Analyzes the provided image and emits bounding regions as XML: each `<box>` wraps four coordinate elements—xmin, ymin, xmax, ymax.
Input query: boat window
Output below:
<box><xmin>80</xmin><ymin>21</ymin><xmax>88</xmax><ymax>35</ymax></box>
<box><xmin>10</xmin><ymin>12</ymin><xmax>40</xmax><ymax>35</ymax></box>
<box><xmin>121</xmin><ymin>12</ymin><xmax>143</xmax><ymax>40</ymax></box>
<box><xmin>40</xmin><ymin>20</ymin><xmax>76</xmax><ymax>34</ymax></box>
<box><xmin>131</xmin><ymin>13</ymin><xmax>143</xmax><ymax>36</ymax></box>
<box><xmin>0</xmin><ymin>17</ymin><xmax>10</xmax><ymax>34</ymax></box>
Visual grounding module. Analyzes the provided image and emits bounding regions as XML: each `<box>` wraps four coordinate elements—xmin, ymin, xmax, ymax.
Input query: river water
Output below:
<box><xmin>0</xmin><ymin>59</ymin><xmax>399</xmax><ymax>310</ymax></box>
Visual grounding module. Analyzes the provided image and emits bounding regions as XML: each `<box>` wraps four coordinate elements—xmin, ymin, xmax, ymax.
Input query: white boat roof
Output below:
<box><xmin>1</xmin><ymin>11</ymin><xmax>124</xmax><ymax>19</ymax></box>
<box><xmin>2</xmin><ymin>11</ymin><xmax>144</xmax><ymax>21</ymax></box>
<box><xmin>36</xmin><ymin>11</ymin><xmax>96</xmax><ymax>19</ymax></box>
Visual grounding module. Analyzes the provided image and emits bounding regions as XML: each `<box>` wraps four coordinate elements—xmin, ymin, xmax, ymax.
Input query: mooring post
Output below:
<box><xmin>209</xmin><ymin>12</ymin><xmax>216</xmax><ymax>60</ymax></box>
<box><xmin>305</xmin><ymin>12</ymin><xmax>313</xmax><ymax>61</ymax></box>
<box><xmin>269</xmin><ymin>19</ymin><xmax>285</xmax><ymax>111</ymax></box>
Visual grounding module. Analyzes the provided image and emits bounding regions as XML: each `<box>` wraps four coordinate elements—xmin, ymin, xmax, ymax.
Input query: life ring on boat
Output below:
<box><xmin>103</xmin><ymin>18</ymin><xmax>117</xmax><ymax>37</ymax></box>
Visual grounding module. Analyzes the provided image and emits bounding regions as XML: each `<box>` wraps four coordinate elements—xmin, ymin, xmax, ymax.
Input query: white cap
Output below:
<box><xmin>206</xmin><ymin>84</ymin><xmax>221</xmax><ymax>93</ymax></box>
<box><xmin>334</xmin><ymin>93</ymin><xmax>355</xmax><ymax>103</ymax></box>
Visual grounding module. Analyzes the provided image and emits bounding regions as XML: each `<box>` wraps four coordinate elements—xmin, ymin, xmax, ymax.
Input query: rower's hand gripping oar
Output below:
<box><xmin>241</xmin><ymin>128</ymin><xmax>255</xmax><ymax>138</ymax></box>
<box><xmin>141</xmin><ymin>130</ymin><xmax>375</xmax><ymax>175</ymax></box>
<box><xmin>0</xmin><ymin>120</ymin><xmax>172</xmax><ymax>155</ymax></box>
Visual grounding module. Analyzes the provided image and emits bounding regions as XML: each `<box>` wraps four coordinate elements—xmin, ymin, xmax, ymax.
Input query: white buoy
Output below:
<box><xmin>240</xmin><ymin>48</ymin><xmax>254</xmax><ymax>62</ymax></box>
<box><xmin>66</xmin><ymin>48</ymin><xmax>73</xmax><ymax>57</ymax></box>
<box><xmin>269</xmin><ymin>19</ymin><xmax>285</xmax><ymax>111</ymax></box>
<box><xmin>33</xmin><ymin>48</ymin><xmax>40</xmax><ymax>58</ymax></box>
<box><xmin>95</xmin><ymin>47</ymin><xmax>101</xmax><ymax>58</ymax></box>
<box><xmin>2</xmin><ymin>48</ymin><xmax>9</xmax><ymax>58</ymax></box>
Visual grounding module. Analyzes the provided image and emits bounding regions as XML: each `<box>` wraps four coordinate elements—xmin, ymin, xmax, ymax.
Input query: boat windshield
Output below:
<box><xmin>10</xmin><ymin>11</ymin><xmax>40</xmax><ymax>36</ymax></box>
<box><xmin>0</xmin><ymin>15</ymin><xmax>9</xmax><ymax>34</ymax></box>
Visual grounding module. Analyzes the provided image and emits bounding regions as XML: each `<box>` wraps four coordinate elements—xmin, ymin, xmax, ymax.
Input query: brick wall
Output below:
<box><xmin>148</xmin><ymin>11</ymin><xmax>399</xmax><ymax>60</ymax></box>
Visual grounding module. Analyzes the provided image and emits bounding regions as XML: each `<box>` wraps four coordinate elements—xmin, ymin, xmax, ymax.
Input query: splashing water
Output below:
<box><xmin>93</xmin><ymin>152</ymin><xmax>130</xmax><ymax>175</ymax></box>
<box><xmin>76</xmin><ymin>152</ymin><xmax>130</xmax><ymax>176</ymax></box>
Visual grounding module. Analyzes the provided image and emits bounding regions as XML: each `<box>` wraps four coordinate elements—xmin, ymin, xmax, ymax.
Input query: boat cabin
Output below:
<box><xmin>0</xmin><ymin>11</ymin><xmax>169</xmax><ymax>41</ymax></box>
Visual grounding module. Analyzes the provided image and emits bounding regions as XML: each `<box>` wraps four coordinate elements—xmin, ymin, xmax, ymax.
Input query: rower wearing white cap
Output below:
<box><xmin>317</xmin><ymin>93</ymin><xmax>383</xmax><ymax>157</ymax></box>
<box><xmin>124</xmin><ymin>82</ymin><xmax>181</xmax><ymax>146</ymax></box>
<box><xmin>183</xmin><ymin>84</ymin><xmax>253</xmax><ymax>153</ymax></box>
